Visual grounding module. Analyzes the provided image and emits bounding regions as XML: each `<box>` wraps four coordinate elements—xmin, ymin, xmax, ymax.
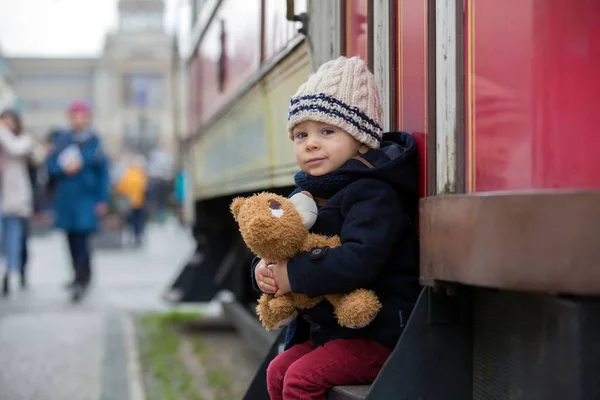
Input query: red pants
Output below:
<box><xmin>266</xmin><ymin>338</ymin><xmax>392</xmax><ymax>400</ymax></box>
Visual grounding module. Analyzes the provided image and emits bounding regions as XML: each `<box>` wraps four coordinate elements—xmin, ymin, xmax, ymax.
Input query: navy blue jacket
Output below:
<box><xmin>251</xmin><ymin>131</ymin><xmax>421</xmax><ymax>350</ymax></box>
<box><xmin>47</xmin><ymin>130</ymin><xmax>110</xmax><ymax>233</ymax></box>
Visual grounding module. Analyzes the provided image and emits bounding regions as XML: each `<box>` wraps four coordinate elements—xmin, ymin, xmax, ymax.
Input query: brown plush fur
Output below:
<box><xmin>231</xmin><ymin>192</ymin><xmax>382</xmax><ymax>331</ymax></box>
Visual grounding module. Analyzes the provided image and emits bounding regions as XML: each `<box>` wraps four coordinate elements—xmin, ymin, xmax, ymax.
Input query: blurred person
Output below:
<box><xmin>0</xmin><ymin>109</ymin><xmax>46</xmax><ymax>296</ymax></box>
<box><xmin>173</xmin><ymin>168</ymin><xmax>188</xmax><ymax>226</ymax></box>
<box><xmin>146</xmin><ymin>149</ymin><xmax>174</xmax><ymax>223</ymax></box>
<box><xmin>114</xmin><ymin>154</ymin><xmax>148</xmax><ymax>247</ymax></box>
<box><xmin>43</xmin><ymin>129</ymin><xmax>62</xmax><ymax>201</ymax></box>
<box><xmin>46</xmin><ymin>100</ymin><xmax>110</xmax><ymax>302</ymax></box>
<box><xmin>19</xmin><ymin>155</ymin><xmax>42</xmax><ymax>289</ymax></box>
<box><xmin>19</xmin><ymin>217</ymin><xmax>30</xmax><ymax>289</ymax></box>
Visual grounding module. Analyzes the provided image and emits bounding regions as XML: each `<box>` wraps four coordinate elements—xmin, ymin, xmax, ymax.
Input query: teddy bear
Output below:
<box><xmin>230</xmin><ymin>191</ymin><xmax>382</xmax><ymax>331</ymax></box>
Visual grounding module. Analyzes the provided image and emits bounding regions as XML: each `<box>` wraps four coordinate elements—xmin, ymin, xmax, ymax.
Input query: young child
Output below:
<box><xmin>250</xmin><ymin>56</ymin><xmax>422</xmax><ymax>399</ymax></box>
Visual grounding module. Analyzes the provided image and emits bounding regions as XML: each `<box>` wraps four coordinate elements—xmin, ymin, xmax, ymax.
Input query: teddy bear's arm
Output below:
<box><xmin>301</xmin><ymin>234</ymin><xmax>342</xmax><ymax>252</ymax></box>
<box><xmin>326</xmin><ymin>290</ymin><xmax>382</xmax><ymax>329</ymax></box>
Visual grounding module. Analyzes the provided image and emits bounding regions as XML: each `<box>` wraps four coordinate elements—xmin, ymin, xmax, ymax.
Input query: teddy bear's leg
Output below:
<box><xmin>265</xmin><ymin>294</ymin><xmax>299</xmax><ymax>330</ymax></box>
<box><xmin>326</xmin><ymin>289</ymin><xmax>382</xmax><ymax>329</ymax></box>
<box><xmin>256</xmin><ymin>294</ymin><xmax>282</xmax><ymax>331</ymax></box>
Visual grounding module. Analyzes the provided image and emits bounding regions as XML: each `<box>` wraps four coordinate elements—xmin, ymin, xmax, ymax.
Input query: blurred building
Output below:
<box><xmin>7</xmin><ymin>0</ymin><xmax>181</xmax><ymax>163</ymax></box>
<box><xmin>7</xmin><ymin>58</ymin><xmax>95</xmax><ymax>137</ymax></box>
<box><xmin>0</xmin><ymin>49</ymin><xmax>16</xmax><ymax>111</ymax></box>
<box><xmin>95</xmin><ymin>0</ymin><xmax>178</xmax><ymax>158</ymax></box>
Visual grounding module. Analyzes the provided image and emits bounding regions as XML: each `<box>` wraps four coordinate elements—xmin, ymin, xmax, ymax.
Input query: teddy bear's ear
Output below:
<box><xmin>230</xmin><ymin>197</ymin><xmax>245</xmax><ymax>220</ymax></box>
<box><xmin>290</xmin><ymin>192</ymin><xmax>318</xmax><ymax>229</ymax></box>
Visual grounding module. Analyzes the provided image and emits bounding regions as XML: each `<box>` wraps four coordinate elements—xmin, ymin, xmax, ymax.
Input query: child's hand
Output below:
<box><xmin>255</xmin><ymin>259</ymin><xmax>278</xmax><ymax>294</ymax></box>
<box><xmin>270</xmin><ymin>260</ymin><xmax>292</xmax><ymax>297</ymax></box>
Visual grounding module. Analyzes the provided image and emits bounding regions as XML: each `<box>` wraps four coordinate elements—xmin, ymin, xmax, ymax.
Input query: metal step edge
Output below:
<box><xmin>328</xmin><ymin>385</ymin><xmax>370</xmax><ymax>400</ymax></box>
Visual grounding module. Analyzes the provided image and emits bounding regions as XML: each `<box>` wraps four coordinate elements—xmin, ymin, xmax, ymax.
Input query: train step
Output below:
<box><xmin>328</xmin><ymin>385</ymin><xmax>370</xmax><ymax>400</ymax></box>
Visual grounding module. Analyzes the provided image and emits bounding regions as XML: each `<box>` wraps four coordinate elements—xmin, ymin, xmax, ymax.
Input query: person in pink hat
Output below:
<box><xmin>46</xmin><ymin>100</ymin><xmax>110</xmax><ymax>302</ymax></box>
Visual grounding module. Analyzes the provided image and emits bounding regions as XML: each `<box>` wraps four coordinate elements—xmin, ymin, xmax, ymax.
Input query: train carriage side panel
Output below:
<box><xmin>169</xmin><ymin>1</ymin><xmax>313</xmax><ymax>307</ymax></box>
<box><xmin>193</xmin><ymin>85</ymin><xmax>270</xmax><ymax>199</ymax></box>
<box><xmin>262</xmin><ymin>47</ymin><xmax>312</xmax><ymax>189</ymax></box>
<box><xmin>193</xmin><ymin>45</ymin><xmax>311</xmax><ymax>200</ymax></box>
<box><xmin>187</xmin><ymin>0</ymin><xmax>311</xmax><ymax>201</ymax></box>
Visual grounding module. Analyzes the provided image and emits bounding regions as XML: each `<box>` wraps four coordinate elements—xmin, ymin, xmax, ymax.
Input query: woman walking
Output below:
<box><xmin>0</xmin><ymin>109</ymin><xmax>44</xmax><ymax>296</ymax></box>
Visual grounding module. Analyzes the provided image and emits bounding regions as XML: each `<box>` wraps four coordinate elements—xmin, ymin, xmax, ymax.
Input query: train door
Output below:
<box><xmin>418</xmin><ymin>0</ymin><xmax>467</xmax><ymax>197</ymax></box>
<box><xmin>343</xmin><ymin>0</ymin><xmax>369</xmax><ymax>61</ymax></box>
<box><xmin>394</xmin><ymin>0</ymin><xmax>432</xmax><ymax>198</ymax></box>
<box><xmin>368</xmin><ymin>0</ymin><xmax>434</xmax><ymax>199</ymax></box>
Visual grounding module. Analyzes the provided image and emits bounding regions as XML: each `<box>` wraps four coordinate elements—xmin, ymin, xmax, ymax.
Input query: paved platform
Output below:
<box><xmin>0</xmin><ymin>221</ymin><xmax>204</xmax><ymax>400</ymax></box>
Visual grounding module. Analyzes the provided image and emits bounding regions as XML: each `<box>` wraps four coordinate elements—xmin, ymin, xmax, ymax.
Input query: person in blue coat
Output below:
<box><xmin>46</xmin><ymin>100</ymin><xmax>110</xmax><ymax>302</ymax></box>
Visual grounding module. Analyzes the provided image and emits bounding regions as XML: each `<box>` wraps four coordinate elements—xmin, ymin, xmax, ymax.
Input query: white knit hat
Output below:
<box><xmin>287</xmin><ymin>56</ymin><xmax>383</xmax><ymax>149</ymax></box>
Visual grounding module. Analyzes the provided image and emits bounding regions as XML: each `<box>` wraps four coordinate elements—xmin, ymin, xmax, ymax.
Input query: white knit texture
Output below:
<box><xmin>287</xmin><ymin>56</ymin><xmax>383</xmax><ymax>149</ymax></box>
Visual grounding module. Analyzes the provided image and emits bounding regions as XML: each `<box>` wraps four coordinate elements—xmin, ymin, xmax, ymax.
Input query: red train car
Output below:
<box><xmin>175</xmin><ymin>1</ymin><xmax>600</xmax><ymax>399</ymax></box>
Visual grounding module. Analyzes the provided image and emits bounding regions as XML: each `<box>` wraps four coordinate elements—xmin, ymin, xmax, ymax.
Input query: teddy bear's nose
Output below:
<box><xmin>268</xmin><ymin>199</ymin><xmax>281</xmax><ymax>210</ymax></box>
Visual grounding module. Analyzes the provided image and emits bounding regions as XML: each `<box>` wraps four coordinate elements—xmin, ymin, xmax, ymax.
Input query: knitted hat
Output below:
<box><xmin>287</xmin><ymin>56</ymin><xmax>383</xmax><ymax>149</ymax></box>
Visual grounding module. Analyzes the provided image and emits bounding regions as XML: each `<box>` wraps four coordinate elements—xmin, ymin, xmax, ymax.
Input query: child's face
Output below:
<box><xmin>293</xmin><ymin>120</ymin><xmax>369</xmax><ymax>176</ymax></box>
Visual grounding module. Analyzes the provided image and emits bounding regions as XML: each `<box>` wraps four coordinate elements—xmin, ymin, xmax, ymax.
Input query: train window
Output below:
<box><xmin>343</xmin><ymin>0</ymin><xmax>369</xmax><ymax>63</ymax></box>
<box><xmin>465</xmin><ymin>1</ymin><xmax>600</xmax><ymax>192</ymax></box>
<box><xmin>263</xmin><ymin>0</ymin><xmax>307</xmax><ymax>62</ymax></box>
<box><xmin>195</xmin><ymin>0</ymin><xmax>261</xmax><ymax>123</ymax></box>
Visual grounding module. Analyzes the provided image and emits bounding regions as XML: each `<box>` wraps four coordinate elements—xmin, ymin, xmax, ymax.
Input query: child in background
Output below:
<box><xmin>114</xmin><ymin>155</ymin><xmax>148</xmax><ymax>247</ymax></box>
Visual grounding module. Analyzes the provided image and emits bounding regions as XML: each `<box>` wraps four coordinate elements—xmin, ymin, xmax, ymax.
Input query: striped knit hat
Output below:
<box><xmin>287</xmin><ymin>56</ymin><xmax>383</xmax><ymax>149</ymax></box>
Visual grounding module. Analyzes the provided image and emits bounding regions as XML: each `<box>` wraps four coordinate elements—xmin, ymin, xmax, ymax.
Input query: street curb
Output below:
<box><xmin>124</xmin><ymin>315</ymin><xmax>147</xmax><ymax>400</ymax></box>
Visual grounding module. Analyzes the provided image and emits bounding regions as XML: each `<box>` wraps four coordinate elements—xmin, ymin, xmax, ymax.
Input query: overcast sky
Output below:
<box><xmin>0</xmin><ymin>0</ymin><xmax>189</xmax><ymax>57</ymax></box>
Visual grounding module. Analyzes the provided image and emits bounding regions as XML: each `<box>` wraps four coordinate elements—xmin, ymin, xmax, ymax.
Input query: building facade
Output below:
<box><xmin>7</xmin><ymin>58</ymin><xmax>96</xmax><ymax>138</ymax></box>
<box><xmin>7</xmin><ymin>0</ymin><xmax>180</xmax><ymax>160</ymax></box>
<box><xmin>0</xmin><ymin>49</ymin><xmax>16</xmax><ymax>112</ymax></box>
